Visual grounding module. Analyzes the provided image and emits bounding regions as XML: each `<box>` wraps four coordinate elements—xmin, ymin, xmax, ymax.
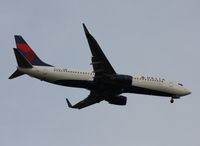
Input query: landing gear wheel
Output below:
<box><xmin>170</xmin><ymin>98</ymin><xmax>174</xmax><ymax>103</ymax></box>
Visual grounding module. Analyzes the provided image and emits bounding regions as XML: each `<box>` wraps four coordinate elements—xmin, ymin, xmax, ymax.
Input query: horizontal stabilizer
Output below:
<box><xmin>9</xmin><ymin>69</ymin><xmax>24</xmax><ymax>79</ymax></box>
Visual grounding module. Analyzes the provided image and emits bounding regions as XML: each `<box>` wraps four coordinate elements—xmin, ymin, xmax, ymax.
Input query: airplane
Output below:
<box><xmin>9</xmin><ymin>23</ymin><xmax>191</xmax><ymax>109</ymax></box>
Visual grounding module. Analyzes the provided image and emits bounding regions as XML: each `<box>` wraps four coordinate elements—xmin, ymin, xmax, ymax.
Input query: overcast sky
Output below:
<box><xmin>1</xmin><ymin>0</ymin><xmax>200</xmax><ymax>146</ymax></box>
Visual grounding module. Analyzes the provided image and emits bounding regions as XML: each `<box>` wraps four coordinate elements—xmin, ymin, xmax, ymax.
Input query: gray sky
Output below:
<box><xmin>1</xmin><ymin>0</ymin><xmax>200</xmax><ymax>146</ymax></box>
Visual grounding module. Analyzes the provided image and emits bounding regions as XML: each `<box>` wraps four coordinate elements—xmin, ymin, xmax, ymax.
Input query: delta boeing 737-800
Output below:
<box><xmin>9</xmin><ymin>24</ymin><xmax>191</xmax><ymax>109</ymax></box>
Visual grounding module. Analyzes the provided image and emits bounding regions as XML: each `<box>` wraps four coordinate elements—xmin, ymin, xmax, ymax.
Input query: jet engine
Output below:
<box><xmin>106</xmin><ymin>95</ymin><xmax>127</xmax><ymax>105</ymax></box>
<box><xmin>111</xmin><ymin>74</ymin><xmax>132</xmax><ymax>86</ymax></box>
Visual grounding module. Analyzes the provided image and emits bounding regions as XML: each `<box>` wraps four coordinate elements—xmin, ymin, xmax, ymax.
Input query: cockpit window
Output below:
<box><xmin>178</xmin><ymin>83</ymin><xmax>183</xmax><ymax>86</ymax></box>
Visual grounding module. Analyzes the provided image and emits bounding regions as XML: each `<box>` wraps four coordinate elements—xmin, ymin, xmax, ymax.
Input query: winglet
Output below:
<box><xmin>66</xmin><ymin>98</ymin><xmax>75</xmax><ymax>109</ymax></box>
<box><xmin>82</xmin><ymin>23</ymin><xmax>90</xmax><ymax>35</ymax></box>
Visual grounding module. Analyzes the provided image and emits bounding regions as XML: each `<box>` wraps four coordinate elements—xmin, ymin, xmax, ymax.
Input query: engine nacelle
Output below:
<box><xmin>112</xmin><ymin>74</ymin><xmax>132</xmax><ymax>86</ymax></box>
<box><xmin>107</xmin><ymin>95</ymin><xmax>127</xmax><ymax>106</ymax></box>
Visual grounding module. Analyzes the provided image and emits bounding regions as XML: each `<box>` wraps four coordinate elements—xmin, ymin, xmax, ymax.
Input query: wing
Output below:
<box><xmin>83</xmin><ymin>23</ymin><xmax>116</xmax><ymax>78</ymax></box>
<box><xmin>66</xmin><ymin>92</ymin><xmax>103</xmax><ymax>109</ymax></box>
<box><xmin>66</xmin><ymin>24</ymin><xmax>119</xmax><ymax>110</ymax></box>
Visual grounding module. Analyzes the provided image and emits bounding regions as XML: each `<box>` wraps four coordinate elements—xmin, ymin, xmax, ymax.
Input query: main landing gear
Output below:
<box><xmin>170</xmin><ymin>98</ymin><xmax>174</xmax><ymax>103</ymax></box>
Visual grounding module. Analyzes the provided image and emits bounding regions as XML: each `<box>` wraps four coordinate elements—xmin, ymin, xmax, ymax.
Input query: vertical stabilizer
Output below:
<box><xmin>14</xmin><ymin>35</ymin><xmax>52</xmax><ymax>66</ymax></box>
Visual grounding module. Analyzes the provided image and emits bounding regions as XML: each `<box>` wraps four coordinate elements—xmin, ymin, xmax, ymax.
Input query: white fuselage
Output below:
<box><xmin>18</xmin><ymin>66</ymin><xmax>191</xmax><ymax>98</ymax></box>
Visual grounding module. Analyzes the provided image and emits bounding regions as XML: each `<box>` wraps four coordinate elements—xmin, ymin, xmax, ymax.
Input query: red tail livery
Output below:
<box><xmin>15</xmin><ymin>35</ymin><xmax>52</xmax><ymax>66</ymax></box>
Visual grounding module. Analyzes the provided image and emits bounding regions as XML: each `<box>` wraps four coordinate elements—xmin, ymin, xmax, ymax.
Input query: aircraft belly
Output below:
<box><xmin>53</xmin><ymin>79</ymin><xmax>94</xmax><ymax>89</ymax></box>
<box><xmin>128</xmin><ymin>81</ymin><xmax>172</xmax><ymax>97</ymax></box>
<box><xmin>126</xmin><ymin>85</ymin><xmax>172</xmax><ymax>97</ymax></box>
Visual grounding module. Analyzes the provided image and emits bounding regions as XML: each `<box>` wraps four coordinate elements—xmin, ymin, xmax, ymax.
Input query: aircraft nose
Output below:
<box><xmin>183</xmin><ymin>89</ymin><xmax>191</xmax><ymax>96</ymax></box>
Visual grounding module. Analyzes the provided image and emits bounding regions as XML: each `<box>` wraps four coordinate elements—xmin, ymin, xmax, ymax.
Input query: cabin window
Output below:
<box><xmin>178</xmin><ymin>83</ymin><xmax>183</xmax><ymax>86</ymax></box>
